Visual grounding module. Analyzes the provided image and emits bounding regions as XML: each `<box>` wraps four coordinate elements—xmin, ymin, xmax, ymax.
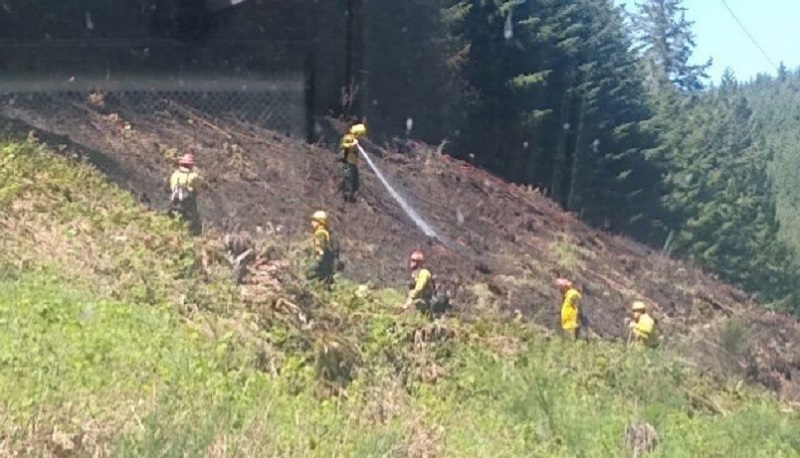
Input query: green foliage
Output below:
<box><xmin>438</xmin><ymin>0</ymin><xmax>664</xmax><ymax>241</ymax></box>
<box><xmin>743</xmin><ymin>69</ymin><xmax>800</xmax><ymax>313</ymax></box>
<box><xmin>418</xmin><ymin>0</ymin><xmax>799</xmax><ymax>311</ymax></box>
<box><xmin>2</xmin><ymin>270</ymin><xmax>798</xmax><ymax>456</ymax></box>
<box><xmin>417</xmin><ymin>340</ymin><xmax>799</xmax><ymax>457</ymax></box>
<box><xmin>0</xmin><ymin>125</ymin><xmax>798</xmax><ymax>454</ymax></box>
<box><xmin>8</xmin><ymin>0</ymin><xmax>800</xmax><ymax>316</ymax></box>
<box><xmin>0</xmin><ymin>274</ymin><xmax>207</xmax><ymax>422</ymax></box>
<box><xmin>362</xmin><ymin>0</ymin><xmax>468</xmax><ymax>143</ymax></box>
<box><xmin>630</xmin><ymin>0</ymin><xmax>712</xmax><ymax>92</ymax></box>
<box><xmin>641</xmin><ymin>72</ymin><xmax>800</xmax><ymax>308</ymax></box>
<box><xmin>550</xmin><ymin>237</ymin><xmax>593</xmax><ymax>273</ymax></box>
<box><xmin>0</xmin><ymin>139</ymin><xmax>197</xmax><ymax>304</ymax></box>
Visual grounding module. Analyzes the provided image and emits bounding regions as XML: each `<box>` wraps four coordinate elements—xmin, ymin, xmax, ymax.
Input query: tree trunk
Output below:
<box><xmin>344</xmin><ymin>0</ymin><xmax>364</xmax><ymax>116</ymax></box>
<box><xmin>567</xmin><ymin>98</ymin><xmax>586</xmax><ymax>212</ymax></box>
<box><xmin>551</xmin><ymin>83</ymin><xmax>572</xmax><ymax>205</ymax></box>
<box><xmin>525</xmin><ymin>142</ymin><xmax>539</xmax><ymax>185</ymax></box>
<box><xmin>304</xmin><ymin>0</ymin><xmax>318</xmax><ymax>143</ymax></box>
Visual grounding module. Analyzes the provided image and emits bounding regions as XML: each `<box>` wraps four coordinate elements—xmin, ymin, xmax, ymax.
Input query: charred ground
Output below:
<box><xmin>1</xmin><ymin>95</ymin><xmax>798</xmax><ymax>402</ymax></box>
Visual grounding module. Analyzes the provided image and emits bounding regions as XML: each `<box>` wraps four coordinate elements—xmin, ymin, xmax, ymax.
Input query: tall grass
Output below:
<box><xmin>0</xmin><ymin>139</ymin><xmax>797</xmax><ymax>456</ymax></box>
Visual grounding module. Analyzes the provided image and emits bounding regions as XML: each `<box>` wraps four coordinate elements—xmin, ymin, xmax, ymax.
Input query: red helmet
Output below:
<box><xmin>178</xmin><ymin>152</ymin><xmax>195</xmax><ymax>166</ymax></box>
<box><xmin>410</xmin><ymin>250</ymin><xmax>425</xmax><ymax>263</ymax></box>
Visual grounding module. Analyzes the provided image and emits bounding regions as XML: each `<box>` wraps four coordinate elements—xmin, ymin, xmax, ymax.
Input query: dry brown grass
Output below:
<box><xmin>623</xmin><ymin>420</ymin><xmax>659</xmax><ymax>458</ymax></box>
<box><xmin>467</xmin><ymin>282</ymin><xmax>502</xmax><ymax>313</ymax></box>
<box><xmin>405</xmin><ymin>418</ymin><xmax>445</xmax><ymax>458</ymax></box>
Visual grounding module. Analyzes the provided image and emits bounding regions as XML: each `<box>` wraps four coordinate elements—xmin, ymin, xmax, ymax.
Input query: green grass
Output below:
<box><xmin>0</xmin><ymin>139</ymin><xmax>798</xmax><ymax>457</ymax></box>
<box><xmin>550</xmin><ymin>236</ymin><xmax>595</xmax><ymax>274</ymax></box>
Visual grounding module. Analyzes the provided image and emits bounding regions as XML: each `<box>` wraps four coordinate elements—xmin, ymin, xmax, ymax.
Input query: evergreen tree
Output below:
<box><xmin>558</xmin><ymin>0</ymin><xmax>664</xmax><ymax>240</ymax></box>
<box><xmin>453</xmin><ymin>0</ymin><xmax>553</xmax><ymax>182</ymax></box>
<box><xmin>656</xmin><ymin>71</ymin><xmax>797</xmax><ymax>305</ymax></box>
<box><xmin>631</xmin><ymin>0</ymin><xmax>711</xmax><ymax>92</ymax></box>
<box><xmin>447</xmin><ymin>0</ymin><xmax>799</xmax><ymax>311</ymax></box>
<box><xmin>361</xmin><ymin>0</ymin><xmax>468</xmax><ymax>143</ymax></box>
<box><xmin>743</xmin><ymin>68</ymin><xmax>800</xmax><ymax>311</ymax></box>
<box><xmin>445</xmin><ymin>0</ymin><xmax>664</xmax><ymax>240</ymax></box>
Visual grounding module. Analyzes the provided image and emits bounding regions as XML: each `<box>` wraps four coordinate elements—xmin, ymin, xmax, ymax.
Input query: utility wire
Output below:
<box><xmin>719</xmin><ymin>0</ymin><xmax>780</xmax><ymax>72</ymax></box>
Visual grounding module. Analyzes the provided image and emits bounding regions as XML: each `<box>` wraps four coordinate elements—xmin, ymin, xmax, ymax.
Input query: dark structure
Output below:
<box><xmin>0</xmin><ymin>0</ymin><xmax>369</xmax><ymax>141</ymax></box>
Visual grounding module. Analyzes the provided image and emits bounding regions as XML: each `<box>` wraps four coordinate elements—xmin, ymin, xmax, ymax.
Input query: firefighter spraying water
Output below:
<box><xmin>336</xmin><ymin>119</ymin><xmax>442</xmax><ymax>241</ymax></box>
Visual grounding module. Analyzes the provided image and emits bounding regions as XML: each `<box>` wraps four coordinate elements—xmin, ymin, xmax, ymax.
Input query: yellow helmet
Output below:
<box><xmin>631</xmin><ymin>301</ymin><xmax>647</xmax><ymax>312</ymax></box>
<box><xmin>311</xmin><ymin>210</ymin><xmax>328</xmax><ymax>225</ymax></box>
<box><xmin>349</xmin><ymin>123</ymin><xmax>367</xmax><ymax>138</ymax></box>
<box><xmin>341</xmin><ymin>134</ymin><xmax>357</xmax><ymax>149</ymax></box>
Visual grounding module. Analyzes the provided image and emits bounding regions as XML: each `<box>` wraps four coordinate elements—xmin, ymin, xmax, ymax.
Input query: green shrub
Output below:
<box><xmin>0</xmin><ymin>139</ymin><xmax>797</xmax><ymax>456</ymax></box>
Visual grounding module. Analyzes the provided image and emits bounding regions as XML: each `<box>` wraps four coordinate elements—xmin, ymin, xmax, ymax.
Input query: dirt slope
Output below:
<box><xmin>2</xmin><ymin>96</ymin><xmax>798</xmax><ymax>402</ymax></box>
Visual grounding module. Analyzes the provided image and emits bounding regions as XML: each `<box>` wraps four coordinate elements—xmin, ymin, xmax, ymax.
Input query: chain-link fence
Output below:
<box><xmin>0</xmin><ymin>75</ymin><xmax>306</xmax><ymax>138</ymax></box>
<box><xmin>0</xmin><ymin>0</ymin><xmax>313</xmax><ymax>138</ymax></box>
<box><xmin>0</xmin><ymin>37</ymin><xmax>309</xmax><ymax>136</ymax></box>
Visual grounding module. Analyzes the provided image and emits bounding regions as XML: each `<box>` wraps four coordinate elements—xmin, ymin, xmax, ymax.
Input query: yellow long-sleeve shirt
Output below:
<box><xmin>313</xmin><ymin>227</ymin><xmax>331</xmax><ymax>259</ymax></box>
<box><xmin>409</xmin><ymin>268</ymin><xmax>434</xmax><ymax>301</ymax></box>
<box><xmin>170</xmin><ymin>167</ymin><xmax>200</xmax><ymax>193</ymax></box>
<box><xmin>560</xmin><ymin>288</ymin><xmax>582</xmax><ymax>330</ymax></box>
<box><xmin>340</xmin><ymin>133</ymin><xmax>359</xmax><ymax>165</ymax></box>
<box><xmin>631</xmin><ymin>313</ymin><xmax>658</xmax><ymax>347</ymax></box>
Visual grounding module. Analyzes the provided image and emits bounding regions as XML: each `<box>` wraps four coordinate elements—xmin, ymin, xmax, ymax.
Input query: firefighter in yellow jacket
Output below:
<box><xmin>340</xmin><ymin>121</ymin><xmax>367</xmax><ymax>203</ymax></box>
<box><xmin>556</xmin><ymin>277</ymin><xmax>582</xmax><ymax>339</ymax></box>
<box><xmin>168</xmin><ymin>152</ymin><xmax>201</xmax><ymax>235</ymax></box>
<box><xmin>627</xmin><ymin>301</ymin><xmax>658</xmax><ymax>348</ymax></box>
<box><xmin>306</xmin><ymin>210</ymin><xmax>335</xmax><ymax>288</ymax></box>
<box><xmin>403</xmin><ymin>250</ymin><xmax>449</xmax><ymax>318</ymax></box>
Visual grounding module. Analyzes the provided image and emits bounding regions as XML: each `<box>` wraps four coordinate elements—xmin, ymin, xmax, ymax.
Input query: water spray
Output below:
<box><xmin>358</xmin><ymin>144</ymin><xmax>443</xmax><ymax>241</ymax></box>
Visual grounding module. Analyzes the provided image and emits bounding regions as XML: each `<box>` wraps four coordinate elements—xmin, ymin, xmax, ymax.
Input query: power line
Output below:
<box><xmin>719</xmin><ymin>0</ymin><xmax>780</xmax><ymax>72</ymax></box>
